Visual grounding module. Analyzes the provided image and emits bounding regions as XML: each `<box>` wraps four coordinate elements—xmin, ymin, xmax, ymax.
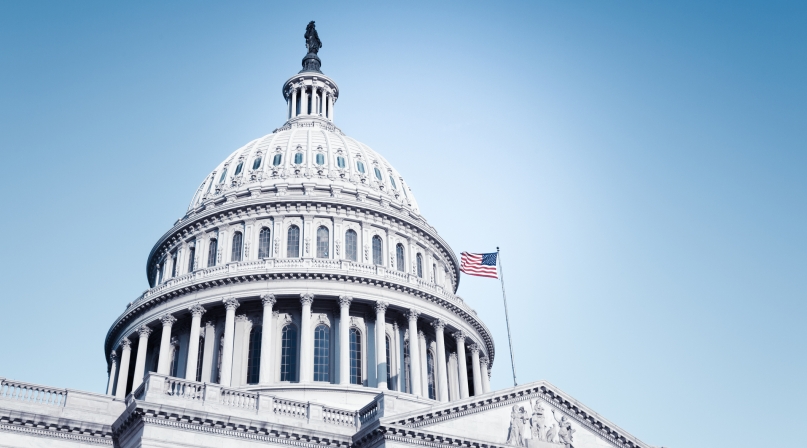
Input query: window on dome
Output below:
<box><xmin>207</xmin><ymin>238</ymin><xmax>218</xmax><ymax>267</ymax></box>
<box><xmin>416</xmin><ymin>253</ymin><xmax>423</xmax><ymax>278</ymax></box>
<box><xmin>349</xmin><ymin>328</ymin><xmax>362</xmax><ymax>385</ymax></box>
<box><xmin>205</xmin><ymin>178</ymin><xmax>213</xmax><ymax>195</ymax></box>
<box><xmin>170</xmin><ymin>251</ymin><xmax>178</xmax><ymax>278</ymax></box>
<box><xmin>252</xmin><ymin>157</ymin><xmax>262</xmax><ymax>170</ymax></box>
<box><xmin>374</xmin><ymin>167</ymin><xmax>383</xmax><ymax>181</ymax></box>
<box><xmin>287</xmin><ymin>225</ymin><xmax>300</xmax><ymax>258</ymax></box>
<box><xmin>337</xmin><ymin>156</ymin><xmax>346</xmax><ymax>168</ymax></box>
<box><xmin>280</xmin><ymin>324</ymin><xmax>298</xmax><ymax>382</ymax></box>
<box><xmin>187</xmin><ymin>246</ymin><xmax>195</xmax><ymax>272</ymax></box>
<box><xmin>273</xmin><ymin>154</ymin><xmax>282</xmax><ymax>166</ymax></box>
<box><xmin>389</xmin><ymin>176</ymin><xmax>397</xmax><ymax>190</ymax></box>
<box><xmin>396</xmin><ymin>244</ymin><xmax>405</xmax><ymax>272</ymax></box>
<box><xmin>386</xmin><ymin>335</ymin><xmax>393</xmax><ymax>390</ymax></box>
<box><xmin>234</xmin><ymin>162</ymin><xmax>243</xmax><ymax>176</ymax></box>
<box><xmin>356</xmin><ymin>161</ymin><xmax>365</xmax><ymax>174</ymax></box>
<box><xmin>258</xmin><ymin>228</ymin><xmax>271</xmax><ymax>258</ymax></box>
<box><xmin>345</xmin><ymin>229</ymin><xmax>358</xmax><ymax>262</ymax></box>
<box><xmin>316</xmin><ymin>153</ymin><xmax>325</xmax><ymax>165</ymax></box>
<box><xmin>231</xmin><ymin>232</ymin><xmax>243</xmax><ymax>262</ymax></box>
<box><xmin>316</xmin><ymin>226</ymin><xmax>329</xmax><ymax>258</ymax></box>
<box><xmin>218</xmin><ymin>168</ymin><xmax>228</xmax><ymax>184</ymax></box>
<box><xmin>246</xmin><ymin>326</ymin><xmax>262</xmax><ymax>384</ymax></box>
<box><xmin>314</xmin><ymin>324</ymin><xmax>330</xmax><ymax>382</ymax></box>
<box><xmin>372</xmin><ymin>236</ymin><xmax>383</xmax><ymax>266</ymax></box>
<box><xmin>294</xmin><ymin>153</ymin><xmax>303</xmax><ymax>164</ymax></box>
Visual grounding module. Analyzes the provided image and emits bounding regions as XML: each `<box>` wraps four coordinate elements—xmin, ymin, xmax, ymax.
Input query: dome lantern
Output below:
<box><xmin>283</xmin><ymin>21</ymin><xmax>338</xmax><ymax>123</ymax></box>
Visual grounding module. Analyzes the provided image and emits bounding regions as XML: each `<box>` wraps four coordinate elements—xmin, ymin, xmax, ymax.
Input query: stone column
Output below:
<box><xmin>185</xmin><ymin>304</ymin><xmax>206</xmax><ymax>381</ymax></box>
<box><xmin>259</xmin><ymin>294</ymin><xmax>276</xmax><ymax>384</ymax></box>
<box><xmin>115</xmin><ymin>340</ymin><xmax>132</xmax><ymax>398</ymax></box>
<box><xmin>290</xmin><ymin>88</ymin><xmax>297</xmax><ymax>118</ymax></box>
<box><xmin>406</xmin><ymin>309</ymin><xmax>422</xmax><ymax>397</ymax></box>
<box><xmin>448</xmin><ymin>352</ymin><xmax>459</xmax><ymax>401</ymax></box>
<box><xmin>299</xmin><ymin>293</ymin><xmax>314</xmax><ymax>382</ymax></box>
<box><xmin>431</xmin><ymin>319</ymin><xmax>449</xmax><ymax>402</ymax></box>
<box><xmin>300</xmin><ymin>86</ymin><xmax>308</xmax><ymax>115</ymax></box>
<box><xmin>106</xmin><ymin>352</ymin><xmax>118</xmax><ymax>395</ymax></box>
<box><xmin>219</xmin><ymin>297</ymin><xmax>240</xmax><ymax>386</ymax></box>
<box><xmin>329</xmin><ymin>93</ymin><xmax>334</xmax><ymax>121</ymax></box>
<box><xmin>156</xmin><ymin>315</ymin><xmax>177</xmax><ymax>375</ymax></box>
<box><xmin>454</xmin><ymin>331</ymin><xmax>469</xmax><ymax>398</ymax></box>
<box><xmin>200</xmin><ymin>321</ymin><xmax>216</xmax><ymax>383</ymax></box>
<box><xmin>132</xmin><ymin>325</ymin><xmax>153</xmax><ymax>390</ymax></box>
<box><xmin>320</xmin><ymin>88</ymin><xmax>325</xmax><ymax>115</ymax></box>
<box><xmin>470</xmin><ymin>344</ymin><xmax>482</xmax><ymax>396</ymax></box>
<box><xmin>338</xmin><ymin>295</ymin><xmax>352</xmax><ymax>385</ymax></box>
<box><xmin>480</xmin><ymin>356</ymin><xmax>491</xmax><ymax>393</ymax></box>
<box><xmin>419</xmin><ymin>331</ymin><xmax>428</xmax><ymax>396</ymax></box>
<box><xmin>375</xmin><ymin>301</ymin><xmax>389</xmax><ymax>390</ymax></box>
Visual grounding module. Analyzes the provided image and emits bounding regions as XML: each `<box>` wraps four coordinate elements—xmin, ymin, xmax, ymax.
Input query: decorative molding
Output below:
<box><xmin>160</xmin><ymin>314</ymin><xmax>177</xmax><ymax>327</ymax></box>
<box><xmin>119</xmin><ymin>339</ymin><xmax>132</xmax><ymax>349</ymax></box>
<box><xmin>338</xmin><ymin>295</ymin><xmax>352</xmax><ymax>307</ymax></box>
<box><xmin>407</xmin><ymin>309</ymin><xmax>420</xmax><ymax>321</ymax></box>
<box><xmin>223</xmin><ymin>297</ymin><xmax>241</xmax><ymax>311</ymax></box>
<box><xmin>469</xmin><ymin>344</ymin><xmax>480</xmax><ymax>354</ymax></box>
<box><xmin>431</xmin><ymin>319</ymin><xmax>446</xmax><ymax>332</ymax></box>
<box><xmin>300</xmin><ymin>293</ymin><xmax>315</xmax><ymax>306</ymax></box>
<box><xmin>188</xmin><ymin>303</ymin><xmax>207</xmax><ymax>317</ymax></box>
<box><xmin>261</xmin><ymin>293</ymin><xmax>277</xmax><ymax>307</ymax></box>
<box><xmin>452</xmin><ymin>331</ymin><xmax>466</xmax><ymax>343</ymax></box>
<box><xmin>375</xmin><ymin>301</ymin><xmax>389</xmax><ymax>314</ymax></box>
<box><xmin>137</xmin><ymin>325</ymin><xmax>153</xmax><ymax>338</ymax></box>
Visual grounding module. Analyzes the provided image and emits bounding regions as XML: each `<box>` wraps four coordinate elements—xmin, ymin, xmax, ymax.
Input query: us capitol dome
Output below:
<box><xmin>0</xmin><ymin>23</ymin><xmax>660</xmax><ymax>448</ymax></box>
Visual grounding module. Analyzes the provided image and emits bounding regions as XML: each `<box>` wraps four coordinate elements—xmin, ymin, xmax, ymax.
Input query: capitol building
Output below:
<box><xmin>0</xmin><ymin>24</ymin><xmax>658</xmax><ymax>448</ymax></box>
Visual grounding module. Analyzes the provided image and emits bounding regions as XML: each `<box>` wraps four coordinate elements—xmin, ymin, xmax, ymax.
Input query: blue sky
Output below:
<box><xmin>0</xmin><ymin>2</ymin><xmax>804</xmax><ymax>447</ymax></box>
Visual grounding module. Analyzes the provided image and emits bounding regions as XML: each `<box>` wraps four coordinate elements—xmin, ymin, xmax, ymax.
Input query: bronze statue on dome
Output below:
<box><xmin>305</xmin><ymin>21</ymin><xmax>322</xmax><ymax>55</ymax></box>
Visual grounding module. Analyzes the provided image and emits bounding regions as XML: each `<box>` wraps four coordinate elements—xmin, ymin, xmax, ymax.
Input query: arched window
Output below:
<box><xmin>287</xmin><ymin>225</ymin><xmax>300</xmax><ymax>258</ymax></box>
<box><xmin>396</xmin><ymin>244</ymin><xmax>405</xmax><ymax>272</ymax></box>
<box><xmin>372</xmin><ymin>236</ymin><xmax>383</xmax><ymax>266</ymax></box>
<box><xmin>349</xmin><ymin>328</ymin><xmax>362</xmax><ymax>385</ymax></box>
<box><xmin>258</xmin><ymin>228</ymin><xmax>271</xmax><ymax>259</ymax></box>
<box><xmin>234</xmin><ymin>161</ymin><xmax>243</xmax><ymax>176</ymax></box>
<box><xmin>389</xmin><ymin>175</ymin><xmax>397</xmax><ymax>190</ymax></box>
<box><xmin>314</xmin><ymin>325</ymin><xmax>330</xmax><ymax>382</ymax></box>
<box><xmin>272</xmin><ymin>154</ymin><xmax>282</xmax><ymax>166</ymax></box>
<box><xmin>187</xmin><ymin>246</ymin><xmax>196</xmax><ymax>272</ymax></box>
<box><xmin>336</xmin><ymin>156</ymin><xmax>346</xmax><ymax>168</ymax></box>
<box><xmin>427</xmin><ymin>350</ymin><xmax>436</xmax><ymax>400</ymax></box>
<box><xmin>218</xmin><ymin>168</ymin><xmax>228</xmax><ymax>184</ymax></box>
<box><xmin>170</xmin><ymin>251</ymin><xmax>178</xmax><ymax>278</ymax></box>
<box><xmin>432</xmin><ymin>263</ymin><xmax>437</xmax><ymax>282</ymax></box>
<box><xmin>280</xmin><ymin>325</ymin><xmax>298</xmax><ymax>382</ymax></box>
<box><xmin>356</xmin><ymin>161</ymin><xmax>365</xmax><ymax>174</ymax></box>
<box><xmin>207</xmin><ymin>238</ymin><xmax>218</xmax><ymax>267</ymax></box>
<box><xmin>386</xmin><ymin>335</ymin><xmax>393</xmax><ymax>390</ymax></box>
<box><xmin>316</xmin><ymin>153</ymin><xmax>325</xmax><ymax>165</ymax></box>
<box><xmin>246</xmin><ymin>326</ymin><xmax>262</xmax><ymax>384</ymax></box>
<box><xmin>345</xmin><ymin>229</ymin><xmax>358</xmax><ymax>262</ymax></box>
<box><xmin>374</xmin><ymin>167</ymin><xmax>383</xmax><ymax>181</ymax></box>
<box><xmin>316</xmin><ymin>226</ymin><xmax>329</xmax><ymax>258</ymax></box>
<box><xmin>252</xmin><ymin>156</ymin><xmax>262</xmax><ymax>170</ymax></box>
<box><xmin>231</xmin><ymin>232</ymin><xmax>243</xmax><ymax>262</ymax></box>
<box><xmin>294</xmin><ymin>152</ymin><xmax>303</xmax><ymax>164</ymax></box>
<box><xmin>416</xmin><ymin>253</ymin><xmax>423</xmax><ymax>278</ymax></box>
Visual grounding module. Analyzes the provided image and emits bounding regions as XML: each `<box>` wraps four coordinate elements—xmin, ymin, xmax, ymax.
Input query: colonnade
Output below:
<box><xmin>109</xmin><ymin>294</ymin><xmax>491</xmax><ymax>402</ymax></box>
<box><xmin>287</xmin><ymin>82</ymin><xmax>335</xmax><ymax>121</ymax></box>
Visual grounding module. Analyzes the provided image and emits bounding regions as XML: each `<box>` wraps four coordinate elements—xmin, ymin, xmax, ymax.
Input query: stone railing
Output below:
<box><xmin>133</xmin><ymin>373</ymin><xmax>359</xmax><ymax>430</ymax></box>
<box><xmin>0</xmin><ymin>379</ymin><xmax>66</xmax><ymax>406</ymax></box>
<box><xmin>357</xmin><ymin>400</ymin><xmax>378</xmax><ymax>426</ymax></box>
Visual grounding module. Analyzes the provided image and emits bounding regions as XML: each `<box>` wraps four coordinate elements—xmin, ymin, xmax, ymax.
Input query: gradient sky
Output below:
<box><xmin>0</xmin><ymin>2</ymin><xmax>804</xmax><ymax>448</ymax></box>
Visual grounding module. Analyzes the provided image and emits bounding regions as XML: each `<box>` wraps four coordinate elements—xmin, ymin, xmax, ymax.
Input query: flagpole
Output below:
<box><xmin>497</xmin><ymin>247</ymin><xmax>518</xmax><ymax>387</ymax></box>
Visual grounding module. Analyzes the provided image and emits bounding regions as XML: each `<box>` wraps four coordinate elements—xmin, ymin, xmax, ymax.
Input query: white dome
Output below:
<box><xmin>186</xmin><ymin>116</ymin><xmax>419</xmax><ymax>215</ymax></box>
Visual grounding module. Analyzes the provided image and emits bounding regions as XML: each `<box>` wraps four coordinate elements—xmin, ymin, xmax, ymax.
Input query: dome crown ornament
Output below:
<box><xmin>301</xmin><ymin>21</ymin><xmax>323</xmax><ymax>73</ymax></box>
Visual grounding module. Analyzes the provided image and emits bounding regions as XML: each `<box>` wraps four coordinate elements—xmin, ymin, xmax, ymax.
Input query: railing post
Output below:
<box><xmin>204</xmin><ymin>384</ymin><xmax>221</xmax><ymax>405</ymax></box>
<box><xmin>257</xmin><ymin>393</ymin><xmax>273</xmax><ymax>416</ymax></box>
<box><xmin>307</xmin><ymin>402</ymin><xmax>323</xmax><ymax>423</ymax></box>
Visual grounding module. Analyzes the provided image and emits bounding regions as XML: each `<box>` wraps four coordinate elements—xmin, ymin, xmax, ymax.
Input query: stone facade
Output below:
<box><xmin>0</xmin><ymin>26</ymin><xmax>657</xmax><ymax>448</ymax></box>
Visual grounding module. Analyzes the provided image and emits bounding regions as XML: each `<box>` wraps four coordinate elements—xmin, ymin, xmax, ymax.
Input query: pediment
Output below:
<box><xmin>381</xmin><ymin>381</ymin><xmax>649</xmax><ymax>448</ymax></box>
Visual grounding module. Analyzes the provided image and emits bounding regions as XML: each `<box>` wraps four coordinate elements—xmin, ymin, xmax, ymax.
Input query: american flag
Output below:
<box><xmin>460</xmin><ymin>252</ymin><xmax>498</xmax><ymax>279</ymax></box>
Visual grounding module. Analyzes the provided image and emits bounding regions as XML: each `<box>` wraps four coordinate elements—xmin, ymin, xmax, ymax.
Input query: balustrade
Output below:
<box><xmin>323</xmin><ymin>406</ymin><xmax>356</xmax><ymax>427</ymax></box>
<box><xmin>219</xmin><ymin>387</ymin><xmax>257</xmax><ymax>410</ymax></box>
<box><xmin>163</xmin><ymin>377</ymin><xmax>205</xmax><ymax>401</ymax></box>
<box><xmin>0</xmin><ymin>379</ymin><xmax>66</xmax><ymax>406</ymax></box>
<box><xmin>273</xmin><ymin>397</ymin><xmax>308</xmax><ymax>419</ymax></box>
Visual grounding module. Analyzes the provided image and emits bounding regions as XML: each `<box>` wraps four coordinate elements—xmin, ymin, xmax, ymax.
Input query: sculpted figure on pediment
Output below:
<box><xmin>507</xmin><ymin>404</ymin><xmax>529</xmax><ymax>447</ymax></box>
<box><xmin>550</xmin><ymin>410</ymin><xmax>575</xmax><ymax>447</ymax></box>
<box><xmin>530</xmin><ymin>400</ymin><xmax>546</xmax><ymax>441</ymax></box>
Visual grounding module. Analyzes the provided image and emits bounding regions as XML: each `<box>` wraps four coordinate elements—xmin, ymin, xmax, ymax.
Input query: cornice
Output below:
<box><xmin>0</xmin><ymin>408</ymin><xmax>114</xmax><ymax>445</ymax></box>
<box><xmin>0</xmin><ymin>422</ymin><xmax>113</xmax><ymax>445</ymax></box>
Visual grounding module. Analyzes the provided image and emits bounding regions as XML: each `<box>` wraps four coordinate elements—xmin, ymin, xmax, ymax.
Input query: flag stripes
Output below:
<box><xmin>460</xmin><ymin>252</ymin><xmax>498</xmax><ymax>278</ymax></box>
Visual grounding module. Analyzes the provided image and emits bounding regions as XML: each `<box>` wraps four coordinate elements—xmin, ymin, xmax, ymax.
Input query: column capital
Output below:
<box><xmin>235</xmin><ymin>314</ymin><xmax>251</xmax><ymax>324</ymax></box>
<box><xmin>480</xmin><ymin>356</ymin><xmax>489</xmax><ymax>366</ymax></box>
<box><xmin>109</xmin><ymin>351</ymin><xmax>118</xmax><ymax>362</ymax></box>
<box><xmin>272</xmin><ymin>310</ymin><xmax>280</xmax><ymax>318</ymax></box>
<box><xmin>418</xmin><ymin>330</ymin><xmax>425</xmax><ymax>339</ymax></box>
<box><xmin>261</xmin><ymin>293</ymin><xmax>277</xmax><ymax>307</ymax></box>
<box><xmin>137</xmin><ymin>325</ymin><xmax>153</xmax><ymax>338</ymax></box>
<box><xmin>430</xmin><ymin>319</ymin><xmax>446</xmax><ymax>332</ymax></box>
<box><xmin>453</xmin><ymin>331</ymin><xmax>467</xmax><ymax>343</ymax></box>
<box><xmin>448</xmin><ymin>351</ymin><xmax>458</xmax><ymax>361</ymax></box>
<box><xmin>338</xmin><ymin>295</ymin><xmax>353</xmax><ymax>307</ymax></box>
<box><xmin>375</xmin><ymin>301</ymin><xmax>389</xmax><ymax>313</ymax></box>
<box><xmin>160</xmin><ymin>314</ymin><xmax>177</xmax><ymax>327</ymax></box>
<box><xmin>469</xmin><ymin>343</ymin><xmax>480</xmax><ymax>354</ymax></box>
<box><xmin>300</xmin><ymin>293</ymin><xmax>314</xmax><ymax>306</ymax></box>
<box><xmin>189</xmin><ymin>303</ymin><xmax>207</xmax><ymax>317</ymax></box>
<box><xmin>204</xmin><ymin>320</ymin><xmax>216</xmax><ymax>330</ymax></box>
<box><xmin>223</xmin><ymin>297</ymin><xmax>241</xmax><ymax>311</ymax></box>
<box><xmin>119</xmin><ymin>339</ymin><xmax>132</xmax><ymax>350</ymax></box>
<box><xmin>407</xmin><ymin>308</ymin><xmax>420</xmax><ymax>321</ymax></box>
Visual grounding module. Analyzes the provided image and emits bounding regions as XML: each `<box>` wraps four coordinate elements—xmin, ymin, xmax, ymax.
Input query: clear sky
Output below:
<box><xmin>0</xmin><ymin>2</ymin><xmax>804</xmax><ymax>447</ymax></box>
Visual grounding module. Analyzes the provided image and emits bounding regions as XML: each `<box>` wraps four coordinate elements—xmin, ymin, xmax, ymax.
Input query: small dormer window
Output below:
<box><xmin>356</xmin><ymin>161</ymin><xmax>365</xmax><ymax>174</ymax></box>
<box><xmin>252</xmin><ymin>157</ymin><xmax>262</xmax><ymax>170</ymax></box>
<box><xmin>294</xmin><ymin>153</ymin><xmax>304</xmax><ymax>164</ymax></box>
<box><xmin>234</xmin><ymin>162</ymin><xmax>243</xmax><ymax>176</ymax></box>
<box><xmin>374</xmin><ymin>167</ymin><xmax>383</xmax><ymax>181</ymax></box>
<box><xmin>389</xmin><ymin>176</ymin><xmax>397</xmax><ymax>189</ymax></box>
<box><xmin>218</xmin><ymin>168</ymin><xmax>228</xmax><ymax>183</ymax></box>
<box><xmin>337</xmin><ymin>156</ymin><xmax>346</xmax><ymax>168</ymax></box>
<box><xmin>316</xmin><ymin>153</ymin><xmax>325</xmax><ymax>165</ymax></box>
<box><xmin>273</xmin><ymin>154</ymin><xmax>282</xmax><ymax>166</ymax></box>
